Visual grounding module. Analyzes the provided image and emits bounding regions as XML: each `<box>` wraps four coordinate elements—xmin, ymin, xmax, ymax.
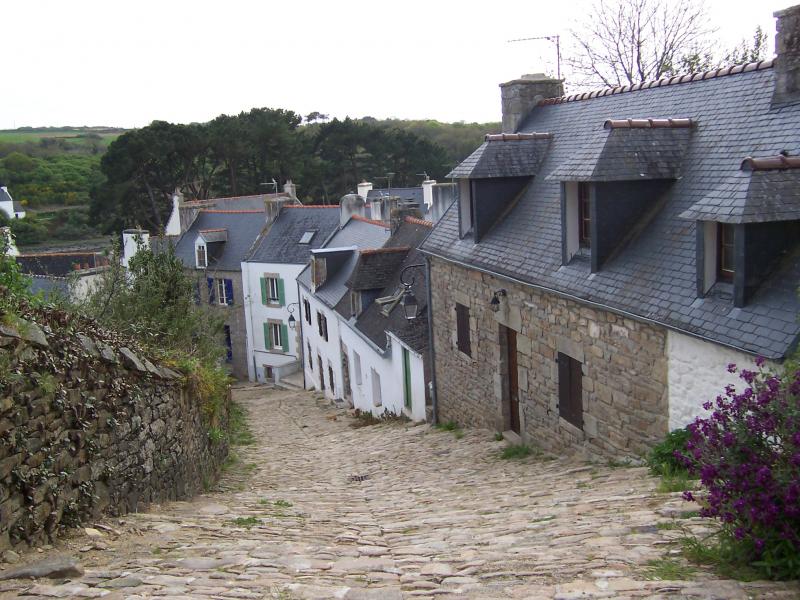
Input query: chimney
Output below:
<box><xmin>283</xmin><ymin>179</ymin><xmax>297</xmax><ymax>199</ymax></box>
<box><xmin>164</xmin><ymin>190</ymin><xmax>182</xmax><ymax>236</ymax></box>
<box><xmin>421</xmin><ymin>178</ymin><xmax>436</xmax><ymax>208</ymax></box>
<box><xmin>357</xmin><ymin>180</ymin><xmax>373</xmax><ymax>199</ymax></box>
<box><xmin>121</xmin><ymin>229</ymin><xmax>149</xmax><ymax>268</ymax></box>
<box><xmin>339</xmin><ymin>193</ymin><xmax>365</xmax><ymax>226</ymax></box>
<box><xmin>500</xmin><ymin>73</ymin><xmax>564</xmax><ymax>133</ymax></box>
<box><xmin>773</xmin><ymin>5</ymin><xmax>800</xmax><ymax>106</ymax></box>
<box><xmin>430</xmin><ymin>182</ymin><xmax>456</xmax><ymax>224</ymax></box>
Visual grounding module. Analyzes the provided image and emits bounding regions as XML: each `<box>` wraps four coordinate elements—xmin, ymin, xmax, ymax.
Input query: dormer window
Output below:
<box><xmin>196</xmin><ymin>244</ymin><xmax>207</xmax><ymax>268</ymax></box>
<box><xmin>578</xmin><ymin>182</ymin><xmax>591</xmax><ymax>249</ymax></box>
<box><xmin>717</xmin><ymin>223</ymin><xmax>735</xmax><ymax>282</ymax></box>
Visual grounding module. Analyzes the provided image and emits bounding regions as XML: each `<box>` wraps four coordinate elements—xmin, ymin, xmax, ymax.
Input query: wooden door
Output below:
<box><xmin>506</xmin><ymin>327</ymin><xmax>520</xmax><ymax>434</ymax></box>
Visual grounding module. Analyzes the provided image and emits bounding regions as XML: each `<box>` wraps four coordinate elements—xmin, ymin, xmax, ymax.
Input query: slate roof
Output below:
<box><xmin>348</xmin><ymin>247</ymin><xmax>410</xmax><ymax>291</ymax></box>
<box><xmin>16</xmin><ymin>252</ymin><xmax>108</xmax><ymax>277</ymax></box>
<box><xmin>680</xmin><ymin>169</ymin><xmax>800</xmax><ymax>224</ymax></box>
<box><xmin>245</xmin><ymin>206</ymin><xmax>340</xmax><ymax>265</ymax></box>
<box><xmin>353</xmin><ymin>221</ymin><xmax>433</xmax><ymax>353</ymax></box>
<box><xmin>547</xmin><ymin>126</ymin><xmax>693</xmax><ymax>181</ymax></box>
<box><xmin>173</xmin><ymin>210</ymin><xmax>266</xmax><ymax>272</ymax></box>
<box><xmin>422</xmin><ymin>64</ymin><xmax>800</xmax><ymax>359</ymax></box>
<box><xmin>367</xmin><ymin>187</ymin><xmax>424</xmax><ymax>205</ymax></box>
<box><xmin>296</xmin><ymin>216</ymin><xmax>391</xmax><ymax>307</ymax></box>
<box><xmin>183</xmin><ymin>193</ymin><xmax>290</xmax><ymax>212</ymax></box>
<box><xmin>448</xmin><ymin>135</ymin><xmax>552</xmax><ymax>179</ymax></box>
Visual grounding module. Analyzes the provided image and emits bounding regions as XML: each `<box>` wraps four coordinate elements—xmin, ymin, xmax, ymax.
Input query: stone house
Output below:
<box><xmin>420</xmin><ymin>7</ymin><xmax>800</xmax><ymax>458</ymax></box>
<box><xmin>241</xmin><ymin>205</ymin><xmax>340</xmax><ymax>383</ymax></box>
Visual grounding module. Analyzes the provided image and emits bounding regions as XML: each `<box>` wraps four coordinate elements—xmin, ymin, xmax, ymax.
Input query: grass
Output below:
<box><xmin>228</xmin><ymin>516</ymin><xmax>261</xmax><ymax>529</ymax></box>
<box><xmin>643</xmin><ymin>557</ymin><xmax>697</xmax><ymax>580</ymax></box>
<box><xmin>680</xmin><ymin>534</ymin><xmax>762</xmax><ymax>581</ymax></box>
<box><xmin>494</xmin><ymin>432</ymin><xmax>504</xmax><ymax>441</ymax></box>
<box><xmin>531</xmin><ymin>515</ymin><xmax>555</xmax><ymax>523</ymax></box>
<box><xmin>229</xmin><ymin>401</ymin><xmax>256</xmax><ymax>446</ymax></box>
<box><xmin>274</xmin><ymin>499</ymin><xmax>292</xmax><ymax>508</ymax></box>
<box><xmin>500</xmin><ymin>444</ymin><xmax>537</xmax><ymax>460</ymax></box>
<box><xmin>435</xmin><ymin>420</ymin><xmax>458</xmax><ymax>431</ymax></box>
<box><xmin>350</xmin><ymin>410</ymin><xmax>382</xmax><ymax>428</ymax></box>
<box><xmin>655</xmin><ymin>463</ymin><xmax>698</xmax><ymax>494</ymax></box>
<box><xmin>656</xmin><ymin>521</ymin><xmax>682</xmax><ymax>531</ymax></box>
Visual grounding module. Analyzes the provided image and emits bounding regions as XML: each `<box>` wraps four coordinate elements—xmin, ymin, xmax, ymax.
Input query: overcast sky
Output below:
<box><xmin>3</xmin><ymin>0</ymin><xmax>796</xmax><ymax>130</ymax></box>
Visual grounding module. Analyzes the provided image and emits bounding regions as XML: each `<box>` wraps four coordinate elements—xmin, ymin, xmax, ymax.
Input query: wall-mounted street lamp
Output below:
<box><xmin>399</xmin><ymin>263</ymin><xmax>426</xmax><ymax>320</ymax></box>
<box><xmin>489</xmin><ymin>289</ymin><xmax>507</xmax><ymax>313</ymax></box>
<box><xmin>287</xmin><ymin>302</ymin><xmax>300</xmax><ymax>329</ymax></box>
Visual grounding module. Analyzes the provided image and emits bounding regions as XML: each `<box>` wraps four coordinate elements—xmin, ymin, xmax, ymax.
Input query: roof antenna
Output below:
<box><xmin>507</xmin><ymin>34</ymin><xmax>561</xmax><ymax>80</ymax></box>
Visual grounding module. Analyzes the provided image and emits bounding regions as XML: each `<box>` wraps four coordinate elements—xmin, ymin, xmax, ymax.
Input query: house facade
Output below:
<box><xmin>421</xmin><ymin>8</ymin><xmax>800</xmax><ymax>458</ymax></box>
<box><xmin>0</xmin><ymin>186</ymin><xmax>25</xmax><ymax>220</ymax></box>
<box><xmin>241</xmin><ymin>205</ymin><xmax>339</xmax><ymax>383</ymax></box>
<box><xmin>16</xmin><ymin>250</ymin><xmax>110</xmax><ymax>301</ymax></box>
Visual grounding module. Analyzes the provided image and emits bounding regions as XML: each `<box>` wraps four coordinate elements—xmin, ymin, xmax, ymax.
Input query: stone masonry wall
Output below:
<box><xmin>0</xmin><ymin>303</ymin><xmax>229</xmax><ymax>551</ymax></box>
<box><xmin>430</xmin><ymin>257</ymin><xmax>669</xmax><ymax>459</ymax></box>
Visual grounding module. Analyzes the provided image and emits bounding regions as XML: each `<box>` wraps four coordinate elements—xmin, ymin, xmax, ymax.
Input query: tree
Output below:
<box><xmin>567</xmin><ymin>0</ymin><xmax>714</xmax><ymax>88</ymax></box>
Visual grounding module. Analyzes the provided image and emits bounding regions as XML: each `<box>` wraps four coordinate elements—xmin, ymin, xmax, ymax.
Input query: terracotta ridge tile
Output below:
<box><xmin>360</xmin><ymin>246</ymin><xmax>411</xmax><ymax>255</ymax></box>
<box><xmin>200</xmin><ymin>209</ymin><xmax>264</xmax><ymax>214</ymax></box>
<box><xmin>351</xmin><ymin>214</ymin><xmax>389</xmax><ymax>227</ymax></box>
<box><xmin>404</xmin><ymin>216</ymin><xmax>434</xmax><ymax>227</ymax></box>
<box><xmin>741</xmin><ymin>154</ymin><xmax>800</xmax><ymax>171</ymax></box>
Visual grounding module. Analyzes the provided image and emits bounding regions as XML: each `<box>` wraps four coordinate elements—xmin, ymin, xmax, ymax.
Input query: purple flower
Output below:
<box><xmin>682</xmin><ymin>491</ymin><xmax>695</xmax><ymax>502</ymax></box>
<box><xmin>727</xmin><ymin>363</ymin><xmax>737</xmax><ymax>373</ymax></box>
<box><xmin>755</xmin><ymin>356</ymin><xmax>766</xmax><ymax>368</ymax></box>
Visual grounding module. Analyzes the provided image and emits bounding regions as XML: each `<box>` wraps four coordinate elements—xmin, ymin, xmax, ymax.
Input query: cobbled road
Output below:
<box><xmin>1</xmin><ymin>385</ymin><xmax>798</xmax><ymax>599</ymax></box>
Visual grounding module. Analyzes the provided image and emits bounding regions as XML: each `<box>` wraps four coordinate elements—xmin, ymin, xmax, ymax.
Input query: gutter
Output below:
<box><xmin>419</xmin><ymin>246</ymin><xmax>786</xmax><ymax>361</ymax></box>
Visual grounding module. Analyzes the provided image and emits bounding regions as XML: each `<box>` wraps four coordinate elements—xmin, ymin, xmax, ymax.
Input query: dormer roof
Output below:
<box><xmin>447</xmin><ymin>133</ymin><xmax>553</xmax><ymax>179</ymax></box>
<box><xmin>199</xmin><ymin>228</ymin><xmax>228</xmax><ymax>243</ymax></box>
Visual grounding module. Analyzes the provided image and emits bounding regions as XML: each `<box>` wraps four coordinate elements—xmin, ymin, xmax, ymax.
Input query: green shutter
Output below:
<box><xmin>260</xmin><ymin>277</ymin><xmax>268</xmax><ymax>305</ymax></box>
<box><xmin>277</xmin><ymin>278</ymin><xmax>286</xmax><ymax>306</ymax></box>
<box><xmin>263</xmin><ymin>322</ymin><xmax>271</xmax><ymax>349</ymax></box>
<box><xmin>280</xmin><ymin>324</ymin><xmax>289</xmax><ymax>352</ymax></box>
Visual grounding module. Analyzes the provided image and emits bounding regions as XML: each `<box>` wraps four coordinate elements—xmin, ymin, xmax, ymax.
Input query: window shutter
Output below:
<box><xmin>207</xmin><ymin>277</ymin><xmax>215</xmax><ymax>304</ymax></box>
<box><xmin>277</xmin><ymin>278</ymin><xmax>286</xmax><ymax>306</ymax></box>
<box><xmin>557</xmin><ymin>353</ymin><xmax>569</xmax><ymax>419</ymax></box>
<box><xmin>264</xmin><ymin>322</ymin><xmax>272</xmax><ymax>349</ymax></box>
<box><xmin>225</xmin><ymin>279</ymin><xmax>234</xmax><ymax>305</ymax></box>
<box><xmin>280</xmin><ymin>324</ymin><xmax>289</xmax><ymax>352</ymax></box>
<box><xmin>323</xmin><ymin>316</ymin><xmax>328</xmax><ymax>341</ymax></box>
<box><xmin>455</xmin><ymin>304</ymin><xmax>471</xmax><ymax>356</ymax></box>
<box><xmin>570</xmin><ymin>357</ymin><xmax>584</xmax><ymax>429</ymax></box>
<box><xmin>260</xmin><ymin>277</ymin><xmax>268</xmax><ymax>304</ymax></box>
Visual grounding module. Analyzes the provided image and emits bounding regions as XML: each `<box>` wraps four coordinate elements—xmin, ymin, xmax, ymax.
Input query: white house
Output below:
<box><xmin>297</xmin><ymin>215</ymin><xmax>391</xmax><ymax>402</ymax></box>
<box><xmin>241</xmin><ymin>205</ymin><xmax>340</xmax><ymax>383</ymax></box>
<box><xmin>0</xmin><ymin>186</ymin><xmax>25</xmax><ymax>220</ymax></box>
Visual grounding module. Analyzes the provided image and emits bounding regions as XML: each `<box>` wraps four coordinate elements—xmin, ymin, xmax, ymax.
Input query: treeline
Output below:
<box><xmin>90</xmin><ymin>109</ymin><xmax>497</xmax><ymax>234</ymax></box>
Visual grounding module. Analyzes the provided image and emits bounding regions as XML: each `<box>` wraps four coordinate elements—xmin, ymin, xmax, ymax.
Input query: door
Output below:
<box><xmin>402</xmin><ymin>347</ymin><xmax>412</xmax><ymax>411</ymax></box>
<box><xmin>506</xmin><ymin>327</ymin><xmax>520</xmax><ymax>434</ymax></box>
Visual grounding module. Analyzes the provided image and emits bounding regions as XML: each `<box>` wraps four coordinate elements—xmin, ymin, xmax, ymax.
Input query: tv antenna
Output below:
<box><xmin>507</xmin><ymin>34</ymin><xmax>561</xmax><ymax>80</ymax></box>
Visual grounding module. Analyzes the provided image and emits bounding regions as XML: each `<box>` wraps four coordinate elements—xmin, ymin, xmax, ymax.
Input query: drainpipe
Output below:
<box><xmin>424</xmin><ymin>256</ymin><xmax>439</xmax><ymax>424</ymax></box>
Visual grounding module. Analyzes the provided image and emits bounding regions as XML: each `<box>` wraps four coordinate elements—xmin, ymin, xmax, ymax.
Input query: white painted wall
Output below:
<box><xmin>164</xmin><ymin>195</ymin><xmax>181</xmax><ymax>236</ymax></box>
<box><xmin>122</xmin><ymin>230</ymin><xmax>149</xmax><ymax>268</ymax></box>
<box><xmin>299</xmin><ymin>287</ymin><xmax>345</xmax><ymax>401</ymax></box>
<box><xmin>339</xmin><ymin>323</ymin><xmax>427</xmax><ymax>421</ymax></box>
<box><xmin>0</xmin><ymin>187</ymin><xmax>25</xmax><ymax>219</ymax></box>
<box><xmin>702</xmin><ymin>221</ymin><xmax>717</xmax><ymax>293</ymax></box>
<box><xmin>667</xmin><ymin>330</ymin><xmax>770</xmax><ymax>430</ymax></box>
<box><xmin>458</xmin><ymin>179</ymin><xmax>471</xmax><ymax>237</ymax></box>
<box><xmin>242</xmin><ymin>261</ymin><xmax>304</xmax><ymax>382</ymax></box>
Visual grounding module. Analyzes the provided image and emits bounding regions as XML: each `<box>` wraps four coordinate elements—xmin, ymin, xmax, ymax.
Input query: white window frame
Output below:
<box><xmin>196</xmin><ymin>244</ymin><xmax>207</xmax><ymax>268</ymax></box>
<box><xmin>270</xmin><ymin>322</ymin><xmax>283</xmax><ymax>350</ymax></box>
<box><xmin>216</xmin><ymin>278</ymin><xmax>230</xmax><ymax>305</ymax></box>
<box><xmin>353</xmin><ymin>351</ymin><xmax>363</xmax><ymax>386</ymax></box>
<box><xmin>267</xmin><ymin>277</ymin><xmax>280</xmax><ymax>303</ymax></box>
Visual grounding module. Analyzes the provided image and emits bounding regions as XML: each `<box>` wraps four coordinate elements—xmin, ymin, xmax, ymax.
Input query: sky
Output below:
<box><xmin>2</xmin><ymin>0</ymin><xmax>797</xmax><ymax>129</ymax></box>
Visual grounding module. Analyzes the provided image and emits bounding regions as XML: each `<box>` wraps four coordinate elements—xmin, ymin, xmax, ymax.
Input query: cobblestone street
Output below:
<box><xmin>1</xmin><ymin>385</ymin><xmax>798</xmax><ymax>599</ymax></box>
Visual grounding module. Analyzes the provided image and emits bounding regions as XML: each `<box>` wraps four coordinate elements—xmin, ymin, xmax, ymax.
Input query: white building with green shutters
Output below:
<box><xmin>241</xmin><ymin>205</ymin><xmax>340</xmax><ymax>383</ymax></box>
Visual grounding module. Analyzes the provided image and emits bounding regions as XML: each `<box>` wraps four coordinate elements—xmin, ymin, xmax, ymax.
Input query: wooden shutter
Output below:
<box><xmin>557</xmin><ymin>352</ymin><xmax>583</xmax><ymax>429</ymax></box>
<box><xmin>260</xmin><ymin>277</ymin><xmax>268</xmax><ymax>304</ymax></box>
<box><xmin>322</xmin><ymin>315</ymin><xmax>328</xmax><ymax>341</ymax></box>
<box><xmin>207</xmin><ymin>277</ymin><xmax>215</xmax><ymax>304</ymax></box>
<box><xmin>263</xmin><ymin>322</ymin><xmax>272</xmax><ymax>349</ymax></box>
<box><xmin>280</xmin><ymin>324</ymin><xmax>289</xmax><ymax>352</ymax></box>
<box><xmin>455</xmin><ymin>303</ymin><xmax>471</xmax><ymax>356</ymax></box>
<box><xmin>224</xmin><ymin>279</ymin><xmax>234</xmax><ymax>305</ymax></box>
<box><xmin>277</xmin><ymin>278</ymin><xmax>286</xmax><ymax>306</ymax></box>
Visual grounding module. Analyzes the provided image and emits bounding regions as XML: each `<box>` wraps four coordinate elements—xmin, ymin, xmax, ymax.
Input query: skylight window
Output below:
<box><xmin>299</xmin><ymin>231</ymin><xmax>316</xmax><ymax>244</ymax></box>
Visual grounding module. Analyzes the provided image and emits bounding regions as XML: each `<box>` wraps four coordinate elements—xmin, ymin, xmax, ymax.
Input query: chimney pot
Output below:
<box><xmin>499</xmin><ymin>73</ymin><xmax>564</xmax><ymax>133</ymax></box>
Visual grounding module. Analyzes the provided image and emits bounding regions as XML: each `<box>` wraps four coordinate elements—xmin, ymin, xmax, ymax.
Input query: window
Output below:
<box><xmin>223</xmin><ymin>325</ymin><xmax>233</xmax><ymax>362</ymax></box>
<box><xmin>371</xmin><ymin>368</ymin><xmax>382</xmax><ymax>407</ymax></box>
<box><xmin>196</xmin><ymin>244</ymin><xmax>207</xmax><ymax>268</ymax></box>
<box><xmin>264</xmin><ymin>321</ymin><xmax>289</xmax><ymax>352</ymax></box>
<box><xmin>353</xmin><ymin>351</ymin><xmax>362</xmax><ymax>385</ymax></box>
<box><xmin>318</xmin><ymin>355</ymin><xmax>324</xmax><ymax>390</ymax></box>
<box><xmin>307</xmin><ymin>341</ymin><xmax>312</xmax><ymax>366</ymax></box>
<box><xmin>350</xmin><ymin>291</ymin><xmax>361</xmax><ymax>317</ymax></box>
<box><xmin>717</xmin><ymin>223</ymin><xmax>735</xmax><ymax>282</ymax></box>
<box><xmin>260</xmin><ymin>276</ymin><xmax>284</xmax><ymax>305</ymax></box>
<box><xmin>299</xmin><ymin>231</ymin><xmax>315</xmax><ymax>244</ymax></box>
<box><xmin>328</xmin><ymin>364</ymin><xmax>335</xmax><ymax>396</ymax></box>
<box><xmin>557</xmin><ymin>352</ymin><xmax>583</xmax><ymax>429</ymax></box>
<box><xmin>455</xmin><ymin>303</ymin><xmax>471</xmax><ymax>357</ymax></box>
<box><xmin>317</xmin><ymin>311</ymin><xmax>328</xmax><ymax>341</ymax></box>
<box><xmin>578</xmin><ymin>182</ymin><xmax>591</xmax><ymax>249</ymax></box>
<box><xmin>208</xmin><ymin>278</ymin><xmax>233</xmax><ymax>306</ymax></box>
<box><xmin>304</xmin><ymin>298</ymin><xmax>312</xmax><ymax>324</ymax></box>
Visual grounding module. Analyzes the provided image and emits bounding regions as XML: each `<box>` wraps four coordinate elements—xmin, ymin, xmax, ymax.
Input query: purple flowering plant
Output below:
<box><xmin>677</xmin><ymin>358</ymin><xmax>800</xmax><ymax>579</ymax></box>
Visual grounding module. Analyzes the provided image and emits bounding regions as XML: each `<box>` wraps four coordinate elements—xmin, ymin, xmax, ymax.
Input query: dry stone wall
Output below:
<box><xmin>0</xmin><ymin>302</ymin><xmax>228</xmax><ymax>552</ymax></box>
<box><xmin>429</xmin><ymin>257</ymin><xmax>669</xmax><ymax>459</ymax></box>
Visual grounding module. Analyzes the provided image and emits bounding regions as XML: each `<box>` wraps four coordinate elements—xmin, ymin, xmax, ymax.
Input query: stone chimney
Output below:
<box><xmin>421</xmin><ymin>178</ymin><xmax>436</xmax><ymax>208</ymax></box>
<box><xmin>773</xmin><ymin>5</ymin><xmax>800</xmax><ymax>106</ymax></box>
<box><xmin>265</xmin><ymin>197</ymin><xmax>293</xmax><ymax>226</ymax></box>
<box><xmin>500</xmin><ymin>73</ymin><xmax>564</xmax><ymax>133</ymax></box>
<box><xmin>283</xmin><ymin>179</ymin><xmax>297</xmax><ymax>199</ymax></box>
<box><xmin>357</xmin><ymin>181</ymin><xmax>373</xmax><ymax>199</ymax></box>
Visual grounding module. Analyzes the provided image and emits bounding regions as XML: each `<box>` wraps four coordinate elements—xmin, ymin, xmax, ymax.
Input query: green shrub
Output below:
<box><xmin>647</xmin><ymin>428</ymin><xmax>691</xmax><ymax>475</ymax></box>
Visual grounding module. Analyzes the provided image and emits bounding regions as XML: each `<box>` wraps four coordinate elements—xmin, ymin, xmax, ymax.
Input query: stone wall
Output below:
<box><xmin>429</xmin><ymin>257</ymin><xmax>669</xmax><ymax>459</ymax></box>
<box><xmin>0</xmin><ymin>303</ymin><xmax>229</xmax><ymax>551</ymax></box>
